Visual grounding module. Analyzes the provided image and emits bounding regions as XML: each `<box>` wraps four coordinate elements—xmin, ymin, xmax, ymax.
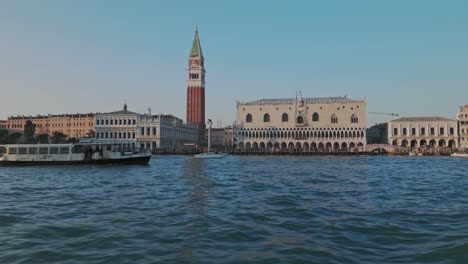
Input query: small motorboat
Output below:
<box><xmin>451</xmin><ymin>153</ymin><xmax>468</xmax><ymax>157</ymax></box>
<box><xmin>194</xmin><ymin>152</ymin><xmax>228</xmax><ymax>159</ymax></box>
<box><xmin>194</xmin><ymin>119</ymin><xmax>228</xmax><ymax>159</ymax></box>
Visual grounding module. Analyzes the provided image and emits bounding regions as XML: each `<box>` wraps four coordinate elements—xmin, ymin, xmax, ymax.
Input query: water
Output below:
<box><xmin>0</xmin><ymin>156</ymin><xmax>467</xmax><ymax>264</ymax></box>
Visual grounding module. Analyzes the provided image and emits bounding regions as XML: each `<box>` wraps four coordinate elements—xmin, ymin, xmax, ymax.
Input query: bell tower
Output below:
<box><xmin>186</xmin><ymin>27</ymin><xmax>206</xmax><ymax>145</ymax></box>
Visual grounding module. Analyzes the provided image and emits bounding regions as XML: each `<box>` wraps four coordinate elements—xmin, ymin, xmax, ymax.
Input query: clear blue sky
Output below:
<box><xmin>1</xmin><ymin>0</ymin><xmax>467</xmax><ymax>126</ymax></box>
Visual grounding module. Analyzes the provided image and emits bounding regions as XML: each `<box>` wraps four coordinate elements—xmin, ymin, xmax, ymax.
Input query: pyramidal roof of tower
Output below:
<box><xmin>190</xmin><ymin>27</ymin><xmax>203</xmax><ymax>58</ymax></box>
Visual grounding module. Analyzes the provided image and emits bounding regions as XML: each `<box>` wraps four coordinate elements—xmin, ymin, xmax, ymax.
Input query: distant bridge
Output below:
<box><xmin>366</xmin><ymin>144</ymin><xmax>396</xmax><ymax>153</ymax></box>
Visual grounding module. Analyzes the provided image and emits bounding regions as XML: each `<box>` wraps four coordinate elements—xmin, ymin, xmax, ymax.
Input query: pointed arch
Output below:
<box><xmin>331</xmin><ymin>114</ymin><xmax>338</xmax><ymax>124</ymax></box>
<box><xmin>297</xmin><ymin>116</ymin><xmax>304</xmax><ymax>124</ymax></box>
<box><xmin>282</xmin><ymin>113</ymin><xmax>289</xmax><ymax>122</ymax></box>
<box><xmin>263</xmin><ymin>113</ymin><xmax>270</xmax><ymax>122</ymax></box>
<box><xmin>246</xmin><ymin>114</ymin><xmax>252</xmax><ymax>123</ymax></box>
<box><xmin>312</xmin><ymin>112</ymin><xmax>319</xmax><ymax>122</ymax></box>
<box><xmin>351</xmin><ymin>114</ymin><xmax>359</xmax><ymax>123</ymax></box>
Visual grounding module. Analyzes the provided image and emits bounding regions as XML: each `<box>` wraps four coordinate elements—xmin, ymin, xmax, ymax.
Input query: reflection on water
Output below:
<box><xmin>0</xmin><ymin>155</ymin><xmax>467</xmax><ymax>263</ymax></box>
<box><xmin>179</xmin><ymin>158</ymin><xmax>211</xmax><ymax>260</ymax></box>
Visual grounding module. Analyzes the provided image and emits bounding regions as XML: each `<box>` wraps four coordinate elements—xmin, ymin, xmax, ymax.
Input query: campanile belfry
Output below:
<box><xmin>186</xmin><ymin>27</ymin><xmax>206</xmax><ymax>145</ymax></box>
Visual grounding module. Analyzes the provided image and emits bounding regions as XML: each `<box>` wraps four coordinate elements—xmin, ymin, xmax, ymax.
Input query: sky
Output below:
<box><xmin>0</xmin><ymin>0</ymin><xmax>467</xmax><ymax>126</ymax></box>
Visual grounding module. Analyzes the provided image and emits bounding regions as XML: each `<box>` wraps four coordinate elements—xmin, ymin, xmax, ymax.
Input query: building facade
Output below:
<box><xmin>1</xmin><ymin>113</ymin><xmax>95</xmax><ymax>138</ymax></box>
<box><xmin>457</xmin><ymin>105</ymin><xmax>468</xmax><ymax>150</ymax></box>
<box><xmin>95</xmin><ymin>105</ymin><xmax>198</xmax><ymax>151</ymax></box>
<box><xmin>387</xmin><ymin>117</ymin><xmax>458</xmax><ymax>149</ymax></box>
<box><xmin>95</xmin><ymin>104</ymin><xmax>139</xmax><ymax>149</ymax></box>
<box><xmin>186</xmin><ymin>27</ymin><xmax>206</xmax><ymax>145</ymax></box>
<box><xmin>223</xmin><ymin>125</ymin><xmax>237</xmax><ymax>148</ymax></box>
<box><xmin>137</xmin><ymin>113</ymin><xmax>198</xmax><ymax>151</ymax></box>
<box><xmin>236</xmin><ymin>94</ymin><xmax>367</xmax><ymax>152</ymax></box>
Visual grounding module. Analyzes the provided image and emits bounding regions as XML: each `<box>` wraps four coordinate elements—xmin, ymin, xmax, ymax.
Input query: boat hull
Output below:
<box><xmin>194</xmin><ymin>153</ymin><xmax>228</xmax><ymax>159</ymax></box>
<box><xmin>0</xmin><ymin>155</ymin><xmax>151</xmax><ymax>166</ymax></box>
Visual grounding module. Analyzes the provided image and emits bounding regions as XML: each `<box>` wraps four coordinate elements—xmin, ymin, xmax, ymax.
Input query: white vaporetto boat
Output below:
<box><xmin>451</xmin><ymin>152</ymin><xmax>468</xmax><ymax>157</ymax></box>
<box><xmin>0</xmin><ymin>143</ymin><xmax>151</xmax><ymax>166</ymax></box>
<box><xmin>194</xmin><ymin>119</ymin><xmax>228</xmax><ymax>159</ymax></box>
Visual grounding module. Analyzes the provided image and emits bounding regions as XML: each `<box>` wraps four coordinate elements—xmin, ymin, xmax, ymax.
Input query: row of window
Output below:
<box><xmin>97</xmin><ymin>118</ymin><xmax>137</xmax><ymax>126</ymax></box>
<box><xmin>240</xmin><ymin>130</ymin><xmax>365</xmax><ymax>139</ymax></box>
<box><xmin>8</xmin><ymin>147</ymin><xmax>70</xmax><ymax>155</ymax></box>
<box><xmin>246</xmin><ymin>113</ymin><xmax>359</xmax><ymax>124</ymax></box>
<box><xmin>97</xmin><ymin>132</ymin><xmax>136</xmax><ymax>139</ymax></box>
<box><xmin>393</xmin><ymin>127</ymin><xmax>455</xmax><ymax>136</ymax></box>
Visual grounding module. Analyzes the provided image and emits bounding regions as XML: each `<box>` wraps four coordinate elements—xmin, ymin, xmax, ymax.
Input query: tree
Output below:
<box><xmin>67</xmin><ymin>137</ymin><xmax>78</xmax><ymax>143</ymax></box>
<box><xmin>0</xmin><ymin>129</ymin><xmax>8</xmax><ymax>144</ymax></box>
<box><xmin>85</xmin><ymin>130</ymin><xmax>95</xmax><ymax>138</ymax></box>
<box><xmin>36</xmin><ymin>134</ymin><xmax>50</xmax><ymax>144</ymax></box>
<box><xmin>8</xmin><ymin>132</ymin><xmax>22</xmax><ymax>144</ymax></box>
<box><xmin>50</xmin><ymin>132</ymin><xmax>67</xmax><ymax>144</ymax></box>
<box><xmin>24</xmin><ymin>120</ymin><xmax>36</xmax><ymax>143</ymax></box>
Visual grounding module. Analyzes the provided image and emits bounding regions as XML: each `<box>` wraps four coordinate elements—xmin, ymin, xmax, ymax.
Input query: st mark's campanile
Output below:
<box><xmin>186</xmin><ymin>27</ymin><xmax>206</xmax><ymax>145</ymax></box>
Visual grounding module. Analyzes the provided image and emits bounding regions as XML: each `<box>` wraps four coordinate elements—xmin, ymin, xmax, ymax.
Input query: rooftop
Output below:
<box><xmin>390</xmin><ymin>117</ymin><xmax>457</xmax><ymax>123</ymax></box>
<box><xmin>238</xmin><ymin>96</ymin><xmax>364</xmax><ymax>105</ymax></box>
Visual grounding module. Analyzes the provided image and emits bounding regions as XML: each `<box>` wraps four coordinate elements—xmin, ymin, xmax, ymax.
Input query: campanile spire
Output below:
<box><xmin>186</xmin><ymin>27</ymin><xmax>206</xmax><ymax>145</ymax></box>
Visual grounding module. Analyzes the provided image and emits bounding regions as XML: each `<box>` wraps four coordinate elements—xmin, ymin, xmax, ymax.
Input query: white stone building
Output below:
<box><xmin>236</xmin><ymin>94</ymin><xmax>367</xmax><ymax>152</ymax></box>
<box><xmin>137</xmin><ymin>114</ymin><xmax>198</xmax><ymax>151</ymax></box>
<box><xmin>95</xmin><ymin>104</ymin><xmax>139</xmax><ymax>149</ymax></box>
<box><xmin>387</xmin><ymin>117</ymin><xmax>458</xmax><ymax>149</ymax></box>
<box><xmin>95</xmin><ymin>105</ymin><xmax>198</xmax><ymax>151</ymax></box>
<box><xmin>457</xmin><ymin>105</ymin><xmax>468</xmax><ymax>150</ymax></box>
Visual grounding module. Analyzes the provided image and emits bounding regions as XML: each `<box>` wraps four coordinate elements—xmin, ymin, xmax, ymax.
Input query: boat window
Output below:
<box><xmin>71</xmin><ymin>145</ymin><xmax>83</xmax><ymax>153</ymax></box>
<box><xmin>39</xmin><ymin>147</ymin><xmax>48</xmax><ymax>154</ymax></box>
<box><xmin>8</xmin><ymin>148</ymin><xmax>18</xmax><ymax>154</ymax></box>
<box><xmin>60</xmin><ymin>147</ymin><xmax>70</xmax><ymax>154</ymax></box>
<box><xmin>0</xmin><ymin>146</ymin><xmax>6</xmax><ymax>157</ymax></box>
<box><xmin>49</xmin><ymin>147</ymin><xmax>59</xmax><ymax>154</ymax></box>
<box><xmin>29</xmin><ymin>148</ymin><xmax>38</xmax><ymax>154</ymax></box>
<box><xmin>18</xmin><ymin>148</ymin><xmax>28</xmax><ymax>155</ymax></box>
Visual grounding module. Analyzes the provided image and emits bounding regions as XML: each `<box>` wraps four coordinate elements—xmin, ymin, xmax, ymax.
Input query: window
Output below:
<box><xmin>39</xmin><ymin>148</ymin><xmax>48</xmax><ymax>154</ymax></box>
<box><xmin>133</xmin><ymin>119</ymin><xmax>136</xmax><ymax>125</ymax></box>
<box><xmin>105</xmin><ymin>119</ymin><xmax>109</xmax><ymax>125</ymax></box>
<box><xmin>297</xmin><ymin>116</ymin><xmax>304</xmax><ymax>124</ymax></box>
<box><xmin>132</xmin><ymin>132</ymin><xmax>136</xmax><ymax>139</ymax></box>
<box><xmin>263</xmin><ymin>113</ymin><xmax>270</xmax><ymax>122</ymax></box>
<box><xmin>246</xmin><ymin>114</ymin><xmax>252</xmax><ymax>123</ymax></box>
<box><xmin>402</xmin><ymin>128</ymin><xmax>407</xmax><ymax>135</ymax></box>
<box><xmin>312</xmin><ymin>112</ymin><xmax>319</xmax><ymax>122</ymax></box>
<box><xmin>411</xmin><ymin>128</ymin><xmax>416</xmax><ymax>135</ymax></box>
<box><xmin>49</xmin><ymin>147</ymin><xmax>59</xmax><ymax>154</ymax></box>
<box><xmin>430</xmin><ymin>127</ymin><xmax>435</xmax><ymax>135</ymax></box>
<box><xmin>8</xmin><ymin>148</ymin><xmax>18</xmax><ymax>154</ymax></box>
<box><xmin>119</xmin><ymin>119</ymin><xmax>122</xmax><ymax>125</ymax></box>
<box><xmin>282</xmin><ymin>113</ymin><xmax>288</xmax><ymax>122</ymax></box>
<box><xmin>147</xmin><ymin>127</ymin><xmax>151</xmax><ymax>135</ymax></box>
<box><xmin>18</xmin><ymin>148</ymin><xmax>28</xmax><ymax>155</ymax></box>
<box><xmin>331</xmin><ymin>114</ymin><xmax>338</xmax><ymax>124</ymax></box>
<box><xmin>105</xmin><ymin>132</ymin><xmax>109</xmax><ymax>139</ymax></box>
<box><xmin>351</xmin><ymin>114</ymin><xmax>358</xmax><ymax>123</ymax></box>
<box><xmin>60</xmin><ymin>147</ymin><xmax>69</xmax><ymax>154</ymax></box>
<box><xmin>153</xmin><ymin>127</ymin><xmax>156</xmax><ymax>136</ymax></box>
<box><xmin>29</xmin><ymin>148</ymin><xmax>38</xmax><ymax>155</ymax></box>
<box><xmin>124</xmin><ymin>119</ymin><xmax>127</xmax><ymax>125</ymax></box>
<box><xmin>421</xmin><ymin>128</ymin><xmax>425</xmax><ymax>135</ymax></box>
<box><xmin>393</xmin><ymin>128</ymin><xmax>398</xmax><ymax>135</ymax></box>
<box><xmin>97</xmin><ymin>120</ymin><xmax>100</xmax><ymax>125</ymax></box>
<box><xmin>110</xmin><ymin>119</ymin><xmax>113</xmax><ymax>125</ymax></box>
<box><xmin>141</xmin><ymin>127</ymin><xmax>145</xmax><ymax>135</ymax></box>
<box><xmin>440</xmin><ymin>127</ymin><xmax>444</xmax><ymax>135</ymax></box>
<box><xmin>450</xmin><ymin>127</ymin><xmax>454</xmax><ymax>135</ymax></box>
